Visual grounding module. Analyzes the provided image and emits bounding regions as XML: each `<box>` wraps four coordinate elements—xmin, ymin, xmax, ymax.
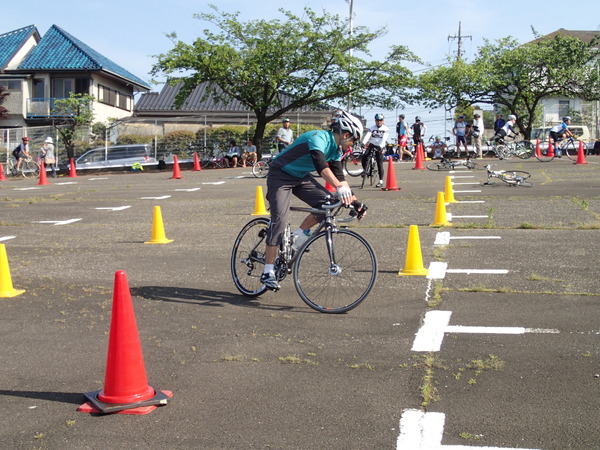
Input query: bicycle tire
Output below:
<box><xmin>231</xmin><ymin>218</ymin><xmax>270</xmax><ymax>297</ymax></box>
<box><xmin>252</xmin><ymin>160</ymin><xmax>269</xmax><ymax>178</ymax></box>
<box><xmin>516</xmin><ymin>142</ymin><xmax>534</xmax><ymax>159</ymax></box>
<box><xmin>500</xmin><ymin>171</ymin><xmax>532</xmax><ymax>187</ymax></box>
<box><xmin>445</xmin><ymin>144</ymin><xmax>459</xmax><ymax>158</ymax></box>
<box><xmin>343</xmin><ymin>153</ymin><xmax>364</xmax><ymax>177</ymax></box>
<box><xmin>466</xmin><ymin>161</ymin><xmax>484</xmax><ymax>170</ymax></box>
<box><xmin>293</xmin><ymin>229</ymin><xmax>377</xmax><ymax>313</ymax></box>
<box><xmin>22</xmin><ymin>159</ymin><xmax>39</xmax><ymax>178</ymax></box>
<box><xmin>426</xmin><ymin>161</ymin><xmax>451</xmax><ymax>171</ymax></box>
<box><xmin>535</xmin><ymin>146</ymin><xmax>555</xmax><ymax>162</ymax></box>
<box><xmin>360</xmin><ymin>158</ymin><xmax>373</xmax><ymax>189</ymax></box>
<box><xmin>562</xmin><ymin>139</ymin><xmax>582</xmax><ymax>161</ymax></box>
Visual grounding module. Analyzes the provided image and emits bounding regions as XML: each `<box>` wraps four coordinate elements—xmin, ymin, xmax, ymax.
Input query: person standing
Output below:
<box><xmin>276</xmin><ymin>118</ymin><xmax>294</xmax><ymax>153</ymax></box>
<box><xmin>452</xmin><ymin>115</ymin><xmax>469</xmax><ymax>156</ymax></box>
<box><xmin>362</xmin><ymin>113</ymin><xmax>389</xmax><ymax>188</ymax></box>
<box><xmin>410</xmin><ymin>116</ymin><xmax>427</xmax><ymax>154</ymax></box>
<box><xmin>472</xmin><ymin>113</ymin><xmax>485</xmax><ymax>158</ymax></box>
<box><xmin>396</xmin><ymin>114</ymin><xmax>412</xmax><ymax>161</ymax></box>
<box><xmin>39</xmin><ymin>136</ymin><xmax>56</xmax><ymax>178</ymax></box>
<box><xmin>493</xmin><ymin>113</ymin><xmax>505</xmax><ymax>134</ymax></box>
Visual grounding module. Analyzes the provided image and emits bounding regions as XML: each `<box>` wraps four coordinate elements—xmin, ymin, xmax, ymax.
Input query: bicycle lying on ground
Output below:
<box><xmin>426</xmin><ymin>156</ymin><xmax>484</xmax><ymax>171</ymax></box>
<box><xmin>482</xmin><ymin>164</ymin><xmax>533</xmax><ymax>187</ymax></box>
<box><xmin>231</xmin><ymin>198</ymin><xmax>377</xmax><ymax>313</ymax></box>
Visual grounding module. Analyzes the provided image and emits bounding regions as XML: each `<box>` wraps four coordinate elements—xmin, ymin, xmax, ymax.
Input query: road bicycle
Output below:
<box><xmin>360</xmin><ymin>145</ymin><xmax>382</xmax><ymax>188</ymax></box>
<box><xmin>341</xmin><ymin>142</ymin><xmax>365</xmax><ymax>176</ymax></box>
<box><xmin>426</xmin><ymin>155</ymin><xmax>483</xmax><ymax>171</ymax></box>
<box><xmin>495</xmin><ymin>140</ymin><xmax>534</xmax><ymax>160</ymax></box>
<box><xmin>482</xmin><ymin>164</ymin><xmax>533</xmax><ymax>187</ymax></box>
<box><xmin>535</xmin><ymin>136</ymin><xmax>587</xmax><ymax>162</ymax></box>
<box><xmin>6</xmin><ymin>155</ymin><xmax>40</xmax><ymax>178</ymax></box>
<box><xmin>231</xmin><ymin>198</ymin><xmax>377</xmax><ymax>313</ymax></box>
<box><xmin>252</xmin><ymin>149</ymin><xmax>276</xmax><ymax>178</ymax></box>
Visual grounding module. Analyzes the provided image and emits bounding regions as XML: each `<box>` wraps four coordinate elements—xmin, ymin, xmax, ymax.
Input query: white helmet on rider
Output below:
<box><xmin>333</xmin><ymin>110</ymin><xmax>364</xmax><ymax>142</ymax></box>
<box><xmin>508</xmin><ymin>114</ymin><xmax>517</xmax><ymax>121</ymax></box>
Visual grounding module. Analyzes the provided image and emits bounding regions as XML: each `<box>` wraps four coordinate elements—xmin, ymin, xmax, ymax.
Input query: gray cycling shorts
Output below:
<box><xmin>265</xmin><ymin>169</ymin><xmax>330</xmax><ymax>246</ymax></box>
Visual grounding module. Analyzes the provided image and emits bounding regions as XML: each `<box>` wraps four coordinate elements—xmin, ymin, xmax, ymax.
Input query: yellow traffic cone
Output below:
<box><xmin>399</xmin><ymin>225</ymin><xmax>429</xmax><ymax>276</ymax></box>
<box><xmin>444</xmin><ymin>176</ymin><xmax>457</xmax><ymax>203</ymax></box>
<box><xmin>431</xmin><ymin>192</ymin><xmax>451</xmax><ymax>227</ymax></box>
<box><xmin>250</xmin><ymin>185</ymin><xmax>269</xmax><ymax>216</ymax></box>
<box><xmin>144</xmin><ymin>206</ymin><xmax>174</xmax><ymax>244</ymax></box>
<box><xmin>0</xmin><ymin>244</ymin><xmax>25</xmax><ymax>298</ymax></box>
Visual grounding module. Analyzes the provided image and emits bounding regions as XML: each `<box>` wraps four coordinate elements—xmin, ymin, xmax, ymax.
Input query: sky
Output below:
<box><xmin>6</xmin><ymin>0</ymin><xmax>600</xmax><ymax>137</ymax></box>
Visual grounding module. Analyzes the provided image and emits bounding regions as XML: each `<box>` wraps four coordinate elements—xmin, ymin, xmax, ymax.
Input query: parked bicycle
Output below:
<box><xmin>483</xmin><ymin>164</ymin><xmax>533</xmax><ymax>187</ymax></box>
<box><xmin>231</xmin><ymin>198</ymin><xmax>377</xmax><ymax>313</ymax></box>
<box><xmin>426</xmin><ymin>155</ymin><xmax>483</xmax><ymax>171</ymax></box>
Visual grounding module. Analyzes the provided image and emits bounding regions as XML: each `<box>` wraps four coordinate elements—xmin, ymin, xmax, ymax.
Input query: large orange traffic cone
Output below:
<box><xmin>170</xmin><ymin>155</ymin><xmax>183</xmax><ymax>179</ymax></box>
<box><xmin>547</xmin><ymin>138</ymin><xmax>555</xmax><ymax>158</ymax></box>
<box><xmin>144</xmin><ymin>206</ymin><xmax>174</xmax><ymax>244</ymax></box>
<box><xmin>534</xmin><ymin>139</ymin><xmax>541</xmax><ymax>158</ymax></box>
<box><xmin>78</xmin><ymin>270</ymin><xmax>172</xmax><ymax>414</ymax></box>
<box><xmin>575</xmin><ymin>140</ymin><xmax>588</xmax><ymax>165</ymax></box>
<box><xmin>444</xmin><ymin>176</ymin><xmax>457</xmax><ymax>203</ymax></box>
<box><xmin>193</xmin><ymin>152</ymin><xmax>202</xmax><ymax>171</ymax></box>
<box><xmin>412</xmin><ymin>143</ymin><xmax>425</xmax><ymax>170</ymax></box>
<box><xmin>431</xmin><ymin>191</ymin><xmax>451</xmax><ymax>227</ymax></box>
<box><xmin>0</xmin><ymin>244</ymin><xmax>25</xmax><ymax>298</ymax></box>
<box><xmin>250</xmin><ymin>185</ymin><xmax>269</xmax><ymax>215</ymax></box>
<box><xmin>399</xmin><ymin>225</ymin><xmax>429</xmax><ymax>276</ymax></box>
<box><xmin>382</xmin><ymin>155</ymin><xmax>400</xmax><ymax>191</ymax></box>
<box><xmin>0</xmin><ymin>162</ymin><xmax>6</xmax><ymax>181</ymax></box>
<box><xmin>68</xmin><ymin>158</ymin><xmax>78</xmax><ymax>178</ymax></box>
<box><xmin>37</xmin><ymin>162</ymin><xmax>51</xmax><ymax>186</ymax></box>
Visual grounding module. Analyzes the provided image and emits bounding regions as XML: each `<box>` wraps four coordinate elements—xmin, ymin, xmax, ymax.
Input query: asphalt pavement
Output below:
<box><xmin>0</xmin><ymin>157</ymin><xmax>599</xmax><ymax>449</ymax></box>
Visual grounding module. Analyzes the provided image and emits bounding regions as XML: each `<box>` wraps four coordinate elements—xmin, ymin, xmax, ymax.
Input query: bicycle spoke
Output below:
<box><xmin>293</xmin><ymin>230</ymin><xmax>377</xmax><ymax>313</ymax></box>
<box><xmin>231</xmin><ymin>218</ymin><xmax>270</xmax><ymax>296</ymax></box>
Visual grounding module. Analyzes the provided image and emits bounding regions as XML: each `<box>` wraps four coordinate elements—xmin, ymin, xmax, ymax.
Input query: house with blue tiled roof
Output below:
<box><xmin>0</xmin><ymin>24</ymin><xmax>150</xmax><ymax>128</ymax></box>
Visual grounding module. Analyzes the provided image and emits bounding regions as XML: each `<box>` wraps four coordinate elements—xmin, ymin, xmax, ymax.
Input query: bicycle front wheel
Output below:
<box><xmin>252</xmin><ymin>160</ymin><xmax>269</xmax><ymax>178</ymax></box>
<box><xmin>535</xmin><ymin>146</ymin><xmax>555</xmax><ymax>162</ymax></box>
<box><xmin>22</xmin><ymin>159</ymin><xmax>39</xmax><ymax>178</ymax></box>
<box><xmin>343</xmin><ymin>153</ymin><xmax>364</xmax><ymax>177</ymax></box>
<box><xmin>562</xmin><ymin>139</ymin><xmax>582</xmax><ymax>161</ymax></box>
<box><xmin>500</xmin><ymin>171</ymin><xmax>532</xmax><ymax>187</ymax></box>
<box><xmin>231</xmin><ymin>218</ymin><xmax>270</xmax><ymax>297</ymax></box>
<box><xmin>427</xmin><ymin>161</ymin><xmax>451</xmax><ymax>171</ymax></box>
<box><xmin>293</xmin><ymin>229</ymin><xmax>377</xmax><ymax>313</ymax></box>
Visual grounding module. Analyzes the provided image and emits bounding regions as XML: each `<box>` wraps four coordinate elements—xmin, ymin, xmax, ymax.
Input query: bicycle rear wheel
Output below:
<box><xmin>231</xmin><ymin>218</ymin><xmax>270</xmax><ymax>297</ymax></box>
<box><xmin>500</xmin><ymin>171</ymin><xmax>532</xmax><ymax>187</ymax></box>
<box><xmin>343</xmin><ymin>152</ymin><xmax>364</xmax><ymax>177</ymax></box>
<box><xmin>427</xmin><ymin>161</ymin><xmax>451</xmax><ymax>171</ymax></box>
<box><xmin>252</xmin><ymin>160</ymin><xmax>269</xmax><ymax>178</ymax></box>
<box><xmin>293</xmin><ymin>229</ymin><xmax>377</xmax><ymax>313</ymax></box>
<box><xmin>516</xmin><ymin>142</ymin><xmax>534</xmax><ymax>159</ymax></box>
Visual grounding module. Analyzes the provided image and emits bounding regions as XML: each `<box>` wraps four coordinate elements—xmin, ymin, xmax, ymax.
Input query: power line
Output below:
<box><xmin>448</xmin><ymin>21</ymin><xmax>472</xmax><ymax>61</ymax></box>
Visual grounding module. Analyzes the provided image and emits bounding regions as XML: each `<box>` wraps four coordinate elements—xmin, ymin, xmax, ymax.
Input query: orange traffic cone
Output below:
<box><xmin>250</xmin><ymin>185</ymin><xmax>269</xmax><ymax>215</ymax></box>
<box><xmin>0</xmin><ymin>244</ymin><xmax>25</xmax><ymax>298</ymax></box>
<box><xmin>78</xmin><ymin>270</ymin><xmax>172</xmax><ymax>414</ymax></box>
<box><xmin>382</xmin><ymin>155</ymin><xmax>400</xmax><ymax>191</ymax></box>
<box><xmin>37</xmin><ymin>162</ymin><xmax>51</xmax><ymax>186</ymax></box>
<box><xmin>399</xmin><ymin>225</ymin><xmax>429</xmax><ymax>276</ymax></box>
<box><xmin>145</xmin><ymin>206</ymin><xmax>174</xmax><ymax>244</ymax></box>
<box><xmin>547</xmin><ymin>138</ymin><xmax>555</xmax><ymax>158</ymax></box>
<box><xmin>0</xmin><ymin>162</ymin><xmax>6</xmax><ymax>181</ymax></box>
<box><xmin>170</xmin><ymin>155</ymin><xmax>183</xmax><ymax>179</ymax></box>
<box><xmin>535</xmin><ymin>139</ymin><xmax>541</xmax><ymax>158</ymax></box>
<box><xmin>413</xmin><ymin>143</ymin><xmax>425</xmax><ymax>170</ymax></box>
<box><xmin>431</xmin><ymin>191</ymin><xmax>451</xmax><ymax>227</ymax></box>
<box><xmin>575</xmin><ymin>140</ymin><xmax>588</xmax><ymax>165</ymax></box>
<box><xmin>324</xmin><ymin>181</ymin><xmax>336</xmax><ymax>193</ymax></box>
<box><xmin>67</xmin><ymin>158</ymin><xmax>78</xmax><ymax>177</ymax></box>
<box><xmin>193</xmin><ymin>152</ymin><xmax>202</xmax><ymax>171</ymax></box>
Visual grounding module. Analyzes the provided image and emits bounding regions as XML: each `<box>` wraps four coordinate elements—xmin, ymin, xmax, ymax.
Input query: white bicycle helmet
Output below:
<box><xmin>508</xmin><ymin>114</ymin><xmax>517</xmax><ymax>121</ymax></box>
<box><xmin>334</xmin><ymin>110</ymin><xmax>364</xmax><ymax>141</ymax></box>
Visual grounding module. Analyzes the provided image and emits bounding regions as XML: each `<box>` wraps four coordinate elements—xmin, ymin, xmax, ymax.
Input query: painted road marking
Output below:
<box><xmin>446</xmin><ymin>269</ymin><xmax>509</xmax><ymax>275</ymax></box>
<box><xmin>447</xmin><ymin>213</ymin><xmax>488</xmax><ymax>220</ymax></box>
<box><xmin>450</xmin><ymin>175</ymin><xmax>475</xmax><ymax>178</ymax></box>
<box><xmin>202</xmin><ymin>181</ymin><xmax>226</xmax><ymax>185</ymax></box>
<box><xmin>456</xmin><ymin>200</ymin><xmax>486</xmax><ymax>203</ymax></box>
<box><xmin>434</xmin><ymin>232</ymin><xmax>502</xmax><ymax>245</ymax></box>
<box><xmin>397</xmin><ymin>409</ymin><xmax>541</xmax><ymax>450</ymax></box>
<box><xmin>34</xmin><ymin>219</ymin><xmax>82</xmax><ymax>226</ymax></box>
<box><xmin>55</xmin><ymin>181</ymin><xmax>77</xmax><ymax>185</ymax></box>
<box><xmin>453</xmin><ymin>189</ymin><xmax>482</xmax><ymax>193</ymax></box>
<box><xmin>426</xmin><ymin>262</ymin><xmax>507</xmax><ymax>279</ymax></box>
<box><xmin>174</xmin><ymin>188</ymin><xmax>201</xmax><ymax>192</ymax></box>
<box><xmin>0</xmin><ymin>236</ymin><xmax>16</xmax><ymax>242</ymax></box>
<box><xmin>95</xmin><ymin>206</ymin><xmax>131</xmax><ymax>211</ymax></box>
<box><xmin>89</xmin><ymin>177</ymin><xmax>108</xmax><ymax>180</ymax></box>
<box><xmin>452</xmin><ymin>181</ymin><xmax>481</xmax><ymax>185</ymax></box>
<box><xmin>14</xmin><ymin>187</ymin><xmax>41</xmax><ymax>190</ymax></box>
<box><xmin>140</xmin><ymin>195</ymin><xmax>172</xmax><ymax>200</ymax></box>
<box><xmin>411</xmin><ymin>311</ymin><xmax>559</xmax><ymax>352</ymax></box>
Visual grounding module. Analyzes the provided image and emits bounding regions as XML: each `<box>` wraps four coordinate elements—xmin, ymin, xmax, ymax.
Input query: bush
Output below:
<box><xmin>117</xmin><ymin>135</ymin><xmax>153</xmax><ymax>145</ymax></box>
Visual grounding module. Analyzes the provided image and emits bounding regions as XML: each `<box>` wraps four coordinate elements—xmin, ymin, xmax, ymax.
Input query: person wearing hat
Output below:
<box><xmin>395</xmin><ymin>114</ymin><xmax>412</xmax><ymax>161</ymax></box>
<box><xmin>452</xmin><ymin>115</ymin><xmax>469</xmax><ymax>156</ymax></box>
<box><xmin>39</xmin><ymin>136</ymin><xmax>56</xmax><ymax>178</ymax></box>
<box><xmin>276</xmin><ymin>118</ymin><xmax>294</xmax><ymax>153</ymax></box>
<box><xmin>11</xmin><ymin>137</ymin><xmax>31</xmax><ymax>174</ymax></box>
<box><xmin>472</xmin><ymin>113</ymin><xmax>485</xmax><ymax>158</ymax></box>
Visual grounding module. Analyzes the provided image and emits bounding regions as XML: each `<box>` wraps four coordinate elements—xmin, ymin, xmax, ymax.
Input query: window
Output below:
<box><xmin>33</xmin><ymin>79</ymin><xmax>45</xmax><ymax>98</ymax></box>
<box><xmin>52</xmin><ymin>78</ymin><xmax>90</xmax><ymax>98</ymax></box>
<box><xmin>98</xmin><ymin>84</ymin><xmax>132</xmax><ymax>111</ymax></box>
<box><xmin>0</xmin><ymin>80</ymin><xmax>21</xmax><ymax>90</ymax></box>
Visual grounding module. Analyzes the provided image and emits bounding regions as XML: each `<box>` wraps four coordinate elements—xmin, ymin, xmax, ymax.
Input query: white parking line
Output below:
<box><xmin>0</xmin><ymin>236</ymin><xmax>16</xmax><ymax>242</ymax></box>
<box><xmin>447</xmin><ymin>213</ymin><xmax>488</xmax><ymax>220</ymax></box>
<box><xmin>95</xmin><ymin>206</ymin><xmax>131</xmax><ymax>211</ymax></box>
<box><xmin>434</xmin><ymin>232</ymin><xmax>501</xmax><ymax>245</ymax></box>
<box><xmin>397</xmin><ymin>409</ymin><xmax>541</xmax><ymax>450</ymax></box>
<box><xmin>175</xmin><ymin>188</ymin><xmax>201</xmax><ymax>192</ymax></box>
<box><xmin>140</xmin><ymin>195</ymin><xmax>171</xmax><ymax>200</ymax></box>
<box><xmin>453</xmin><ymin>189</ymin><xmax>482</xmax><ymax>193</ymax></box>
<box><xmin>34</xmin><ymin>219</ymin><xmax>82</xmax><ymax>226</ymax></box>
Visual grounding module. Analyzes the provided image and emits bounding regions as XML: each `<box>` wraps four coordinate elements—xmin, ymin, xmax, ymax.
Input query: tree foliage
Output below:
<box><xmin>151</xmin><ymin>5</ymin><xmax>418</xmax><ymax>148</ymax></box>
<box><xmin>52</xmin><ymin>93</ymin><xmax>96</xmax><ymax>159</ymax></box>
<box><xmin>417</xmin><ymin>34</ymin><xmax>600</xmax><ymax>138</ymax></box>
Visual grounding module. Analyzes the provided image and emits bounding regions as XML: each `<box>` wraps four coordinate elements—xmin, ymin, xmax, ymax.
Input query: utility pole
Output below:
<box><xmin>448</xmin><ymin>22</ymin><xmax>472</xmax><ymax>61</ymax></box>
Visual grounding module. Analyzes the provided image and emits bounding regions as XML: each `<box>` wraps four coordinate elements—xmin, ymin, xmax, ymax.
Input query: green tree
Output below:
<box><xmin>151</xmin><ymin>5</ymin><xmax>417</xmax><ymax>149</ymax></box>
<box><xmin>417</xmin><ymin>34</ymin><xmax>600</xmax><ymax>139</ymax></box>
<box><xmin>52</xmin><ymin>93</ymin><xmax>96</xmax><ymax>159</ymax></box>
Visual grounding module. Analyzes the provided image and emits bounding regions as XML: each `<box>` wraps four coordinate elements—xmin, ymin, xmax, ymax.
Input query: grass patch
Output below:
<box><xmin>278</xmin><ymin>355</ymin><xmax>318</xmax><ymax>365</ymax></box>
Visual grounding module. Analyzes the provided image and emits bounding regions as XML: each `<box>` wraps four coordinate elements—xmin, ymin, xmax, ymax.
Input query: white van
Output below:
<box><xmin>75</xmin><ymin>144</ymin><xmax>156</xmax><ymax>169</ymax></box>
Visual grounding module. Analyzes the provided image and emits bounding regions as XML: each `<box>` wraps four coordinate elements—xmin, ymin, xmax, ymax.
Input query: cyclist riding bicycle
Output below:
<box><xmin>261</xmin><ymin>110</ymin><xmax>367</xmax><ymax>291</ymax></box>
<box><xmin>361</xmin><ymin>113</ymin><xmax>389</xmax><ymax>188</ymax></box>
<box><xmin>549</xmin><ymin>116</ymin><xmax>574</xmax><ymax>156</ymax></box>
<box><xmin>493</xmin><ymin>114</ymin><xmax>518</xmax><ymax>144</ymax></box>
<box><xmin>12</xmin><ymin>137</ymin><xmax>31</xmax><ymax>172</ymax></box>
